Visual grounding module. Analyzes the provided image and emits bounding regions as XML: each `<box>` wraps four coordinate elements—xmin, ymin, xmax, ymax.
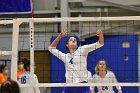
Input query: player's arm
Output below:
<box><xmin>90</xmin><ymin>75</ymin><xmax>95</xmax><ymax>93</ymax></box>
<box><xmin>79</xmin><ymin>30</ymin><xmax>104</xmax><ymax>55</ymax></box>
<box><xmin>112</xmin><ymin>72</ymin><xmax>122</xmax><ymax>93</ymax></box>
<box><xmin>96</xmin><ymin>30</ymin><xmax>104</xmax><ymax>45</ymax></box>
<box><xmin>48</xmin><ymin>30</ymin><xmax>67</xmax><ymax>62</ymax></box>
<box><xmin>90</xmin><ymin>84</ymin><xmax>95</xmax><ymax>93</ymax></box>
<box><xmin>34</xmin><ymin>74</ymin><xmax>41</xmax><ymax>93</ymax></box>
<box><xmin>50</xmin><ymin>30</ymin><xmax>67</xmax><ymax>47</ymax></box>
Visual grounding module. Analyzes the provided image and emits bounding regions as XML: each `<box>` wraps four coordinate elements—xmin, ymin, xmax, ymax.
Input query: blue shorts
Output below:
<box><xmin>63</xmin><ymin>81</ymin><xmax>90</xmax><ymax>93</ymax></box>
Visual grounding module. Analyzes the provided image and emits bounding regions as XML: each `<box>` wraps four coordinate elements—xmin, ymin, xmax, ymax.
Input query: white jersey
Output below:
<box><xmin>19</xmin><ymin>71</ymin><xmax>40</xmax><ymax>93</ymax></box>
<box><xmin>91</xmin><ymin>71</ymin><xmax>121</xmax><ymax>93</ymax></box>
<box><xmin>49</xmin><ymin>42</ymin><xmax>103</xmax><ymax>83</ymax></box>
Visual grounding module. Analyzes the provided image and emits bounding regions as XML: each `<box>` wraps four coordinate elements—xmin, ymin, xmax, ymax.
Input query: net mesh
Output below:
<box><xmin>0</xmin><ymin>17</ymin><xmax>140</xmax><ymax>92</ymax></box>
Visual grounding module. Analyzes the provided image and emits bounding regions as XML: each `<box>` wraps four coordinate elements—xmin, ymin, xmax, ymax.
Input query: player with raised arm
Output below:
<box><xmin>49</xmin><ymin>30</ymin><xmax>104</xmax><ymax>93</ymax></box>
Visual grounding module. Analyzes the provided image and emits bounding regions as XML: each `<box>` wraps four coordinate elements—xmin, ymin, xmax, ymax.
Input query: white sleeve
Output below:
<box><xmin>87</xmin><ymin>71</ymin><xmax>92</xmax><ymax>82</ymax></box>
<box><xmin>90</xmin><ymin>75</ymin><xmax>96</xmax><ymax>91</ymax></box>
<box><xmin>79</xmin><ymin>42</ymin><xmax>104</xmax><ymax>55</ymax></box>
<box><xmin>111</xmin><ymin>72</ymin><xmax>122</xmax><ymax>90</ymax></box>
<box><xmin>48</xmin><ymin>46</ymin><xmax>66</xmax><ymax>62</ymax></box>
<box><xmin>34</xmin><ymin>74</ymin><xmax>41</xmax><ymax>93</ymax></box>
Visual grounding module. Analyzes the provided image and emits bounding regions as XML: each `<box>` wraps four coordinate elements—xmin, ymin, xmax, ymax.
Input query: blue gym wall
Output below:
<box><xmin>82</xmin><ymin>35</ymin><xmax>138</xmax><ymax>93</ymax></box>
<box><xmin>50</xmin><ymin>35</ymin><xmax>138</xmax><ymax>93</ymax></box>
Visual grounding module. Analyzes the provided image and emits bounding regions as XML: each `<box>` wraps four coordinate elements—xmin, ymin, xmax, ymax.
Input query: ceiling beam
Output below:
<box><xmin>87</xmin><ymin>0</ymin><xmax>140</xmax><ymax>12</ymax></box>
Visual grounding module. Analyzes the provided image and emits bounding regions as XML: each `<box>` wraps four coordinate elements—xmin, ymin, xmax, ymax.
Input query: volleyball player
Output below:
<box><xmin>48</xmin><ymin>30</ymin><xmax>104</xmax><ymax>93</ymax></box>
<box><xmin>90</xmin><ymin>60</ymin><xmax>122</xmax><ymax>93</ymax></box>
<box><xmin>19</xmin><ymin>59</ymin><xmax>40</xmax><ymax>93</ymax></box>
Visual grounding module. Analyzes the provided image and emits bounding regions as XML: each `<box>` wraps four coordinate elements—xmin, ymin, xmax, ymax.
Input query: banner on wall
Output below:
<box><xmin>0</xmin><ymin>0</ymin><xmax>31</xmax><ymax>14</ymax></box>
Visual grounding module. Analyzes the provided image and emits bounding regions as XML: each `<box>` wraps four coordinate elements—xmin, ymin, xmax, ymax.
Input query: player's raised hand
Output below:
<box><xmin>96</xmin><ymin>30</ymin><xmax>104</xmax><ymax>45</ymax></box>
<box><xmin>96</xmin><ymin>30</ymin><xmax>103</xmax><ymax>37</ymax></box>
<box><xmin>60</xmin><ymin>29</ymin><xmax>68</xmax><ymax>37</ymax></box>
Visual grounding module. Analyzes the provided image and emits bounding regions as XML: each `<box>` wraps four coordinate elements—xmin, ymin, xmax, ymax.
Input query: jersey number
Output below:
<box><xmin>21</xmin><ymin>76</ymin><xmax>27</xmax><ymax>84</ymax></box>
<box><xmin>102</xmin><ymin>86</ymin><xmax>108</xmax><ymax>91</ymax></box>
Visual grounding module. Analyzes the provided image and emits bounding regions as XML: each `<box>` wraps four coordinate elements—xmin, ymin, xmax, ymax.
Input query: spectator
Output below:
<box><xmin>0</xmin><ymin>64</ymin><xmax>8</xmax><ymax>84</ymax></box>
<box><xmin>0</xmin><ymin>79</ymin><xmax>20</xmax><ymax>93</ymax></box>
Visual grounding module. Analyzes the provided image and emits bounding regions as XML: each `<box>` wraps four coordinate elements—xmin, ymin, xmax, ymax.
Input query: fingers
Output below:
<box><xmin>60</xmin><ymin>29</ymin><xmax>68</xmax><ymax>37</ymax></box>
<box><xmin>97</xmin><ymin>29</ymin><xmax>103</xmax><ymax>33</ymax></box>
<box><xmin>96</xmin><ymin>29</ymin><xmax>103</xmax><ymax>36</ymax></box>
<box><xmin>97</xmin><ymin>29</ymin><xmax>102</xmax><ymax>32</ymax></box>
<box><xmin>62</xmin><ymin>29</ymin><xmax>68</xmax><ymax>32</ymax></box>
<box><xmin>61</xmin><ymin>29</ymin><xmax>68</xmax><ymax>34</ymax></box>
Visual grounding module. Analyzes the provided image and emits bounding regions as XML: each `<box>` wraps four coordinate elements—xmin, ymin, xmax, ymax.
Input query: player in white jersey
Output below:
<box><xmin>48</xmin><ymin>30</ymin><xmax>104</xmax><ymax>93</ymax></box>
<box><xmin>19</xmin><ymin>59</ymin><xmax>40</xmax><ymax>93</ymax></box>
<box><xmin>90</xmin><ymin>60</ymin><xmax>122</xmax><ymax>93</ymax></box>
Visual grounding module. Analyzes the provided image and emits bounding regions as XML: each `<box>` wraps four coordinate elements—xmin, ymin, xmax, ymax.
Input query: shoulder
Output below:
<box><xmin>20</xmin><ymin>73</ymin><xmax>28</xmax><ymax>78</ymax></box>
<box><xmin>21</xmin><ymin>72</ymin><xmax>29</xmax><ymax>77</ymax></box>
<box><xmin>107</xmin><ymin>71</ymin><xmax>115</xmax><ymax>76</ymax></box>
<box><xmin>78</xmin><ymin>45</ymin><xmax>88</xmax><ymax>49</ymax></box>
<box><xmin>107</xmin><ymin>71</ymin><xmax>114</xmax><ymax>74</ymax></box>
<box><xmin>76</xmin><ymin>46</ymin><xmax>81</xmax><ymax>51</ymax></box>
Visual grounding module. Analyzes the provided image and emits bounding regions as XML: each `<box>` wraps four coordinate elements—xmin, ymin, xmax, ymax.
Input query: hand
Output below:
<box><xmin>96</xmin><ymin>30</ymin><xmax>103</xmax><ymax>37</ymax></box>
<box><xmin>59</xmin><ymin>30</ymin><xmax>68</xmax><ymax>37</ymax></box>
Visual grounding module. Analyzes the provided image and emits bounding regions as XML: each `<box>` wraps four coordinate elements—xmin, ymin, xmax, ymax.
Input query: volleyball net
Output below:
<box><xmin>0</xmin><ymin>16</ymin><xmax>140</xmax><ymax>89</ymax></box>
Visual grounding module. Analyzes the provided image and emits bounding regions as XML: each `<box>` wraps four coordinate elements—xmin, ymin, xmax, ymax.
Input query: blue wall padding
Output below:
<box><xmin>51</xmin><ymin>35</ymin><xmax>138</xmax><ymax>93</ymax></box>
<box><xmin>0</xmin><ymin>0</ymin><xmax>31</xmax><ymax>13</ymax></box>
